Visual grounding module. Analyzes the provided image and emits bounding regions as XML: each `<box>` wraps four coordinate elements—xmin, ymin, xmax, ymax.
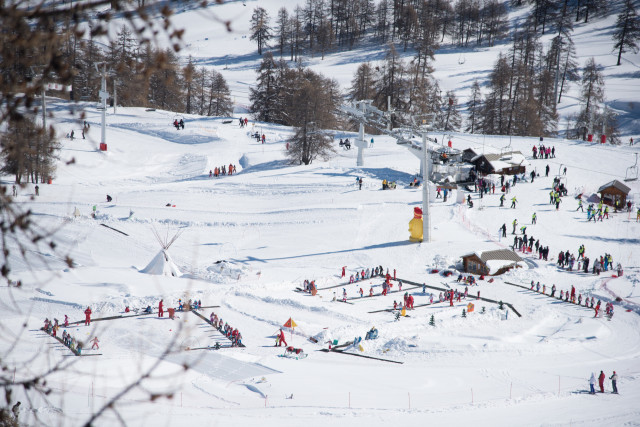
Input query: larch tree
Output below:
<box><xmin>613</xmin><ymin>0</ymin><xmax>640</xmax><ymax>66</ymax></box>
<box><xmin>465</xmin><ymin>79</ymin><xmax>482</xmax><ymax>133</ymax></box>
<box><xmin>576</xmin><ymin>57</ymin><xmax>605</xmax><ymax>140</ymax></box>
<box><xmin>250</xmin><ymin>6</ymin><xmax>272</xmax><ymax>55</ymax></box>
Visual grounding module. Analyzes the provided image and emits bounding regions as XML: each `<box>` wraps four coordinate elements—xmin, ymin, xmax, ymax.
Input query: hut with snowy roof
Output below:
<box><xmin>461</xmin><ymin>249</ymin><xmax>523</xmax><ymax>276</ymax></box>
<box><xmin>471</xmin><ymin>151</ymin><xmax>529</xmax><ymax>176</ymax></box>
<box><xmin>597</xmin><ymin>180</ymin><xmax>630</xmax><ymax>208</ymax></box>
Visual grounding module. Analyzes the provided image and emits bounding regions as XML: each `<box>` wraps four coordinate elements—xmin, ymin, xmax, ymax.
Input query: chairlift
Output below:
<box><xmin>624</xmin><ymin>153</ymin><xmax>638</xmax><ymax>182</ymax></box>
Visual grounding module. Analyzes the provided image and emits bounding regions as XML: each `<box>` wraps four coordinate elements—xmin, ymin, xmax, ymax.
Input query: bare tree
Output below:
<box><xmin>0</xmin><ymin>1</ymin><xmax>234</xmax><ymax>425</ymax></box>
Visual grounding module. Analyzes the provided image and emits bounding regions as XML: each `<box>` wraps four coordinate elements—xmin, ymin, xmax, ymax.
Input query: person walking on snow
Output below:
<box><xmin>91</xmin><ymin>336</ymin><xmax>100</xmax><ymax>350</ymax></box>
<box><xmin>158</xmin><ymin>299</ymin><xmax>164</xmax><ymax>317</ymax></box>
<box><xmin>589</xmin><ymin>373</ymin><xmax>596</xmax><ymax>394</ymax></box>
<box><xmin>84</xmin><ymin>306</ymin><xmax>92</xmax><ymax>326</ymax></box>
<box><xmin>598</xmin><ymin>371</ymin><xmax>606</xmax><ymax>392</ymax></box>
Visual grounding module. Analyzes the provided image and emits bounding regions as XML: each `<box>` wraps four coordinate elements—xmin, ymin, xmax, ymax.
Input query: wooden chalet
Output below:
<box><xmin>598</xmin><ymin>180</ymin><xmax>630</xmax><ymax>208</ymax></box>
<box><xmin>461</xmin><ymin>249</ymin><xmax>523</xmax><ymax>276</ymax></box>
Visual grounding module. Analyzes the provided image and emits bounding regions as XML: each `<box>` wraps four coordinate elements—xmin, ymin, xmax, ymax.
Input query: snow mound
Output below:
<box><xmin>202</xmin><ymin>260</ymin><xmax>248</xmax><ymax>283</ymax></box>
<box><xmin>140</xmin><ymin>250</ymin><xmax>182</xmax><ymax>277</ymax></box>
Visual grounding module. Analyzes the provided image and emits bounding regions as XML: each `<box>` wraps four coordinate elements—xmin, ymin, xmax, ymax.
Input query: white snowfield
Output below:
<box><xmin>1</xmin><ymin>101</ymin><xmax>639</xmax><ymax>426</ymax></box>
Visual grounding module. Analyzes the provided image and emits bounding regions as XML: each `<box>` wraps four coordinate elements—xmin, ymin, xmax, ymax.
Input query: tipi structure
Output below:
<box><xmin>141</xmin><ymin>227</ymin><xmax>183</xmax><ymax>277</ymax></box>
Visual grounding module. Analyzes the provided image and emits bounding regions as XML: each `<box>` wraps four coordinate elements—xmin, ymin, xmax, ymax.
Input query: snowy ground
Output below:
<box><xmin>2</xmin><ymin>101</ymin><xmax>640</xmax><ymax>426</ymax></box>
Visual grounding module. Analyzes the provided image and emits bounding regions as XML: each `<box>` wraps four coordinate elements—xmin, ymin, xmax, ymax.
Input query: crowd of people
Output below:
<box><xmin>209</xmin><ymin>164</ymin><xmax>237</xmax><ymax>177</ymax></box>
<box><xmin>348</xmin><ymin>265</ymin><xmax>391</xmax><ymax>283</ymax></box>
<box><xmin>531</xmin><ymin>143</ymin><xmax>556</xmax><ymax>159</ymax></box>
<box><xmin>42</xmin><ymin>318</ymin><xmax>93</xmax><ymax>355</ymax></box>
<box><xmin>209</xmin><ymin>311</ymin><xmax>242</xmax><ymax>347</ymax></box>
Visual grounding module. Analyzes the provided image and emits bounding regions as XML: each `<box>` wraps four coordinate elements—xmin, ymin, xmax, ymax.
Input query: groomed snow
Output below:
<box><xmin>1</xmin><ymin>100</ymin><xmax>639</xmax><ymax>426</ymax></box>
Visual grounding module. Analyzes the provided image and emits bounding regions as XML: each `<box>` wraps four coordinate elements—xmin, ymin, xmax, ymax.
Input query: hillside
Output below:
<box><xmin>1</xmin><ymin>99</ymin><xmax>639</xmax><ymax>425</ymax></box>
<box><xmin>166</xmin><ymin>0</ymin><xmax>640</xmax><ymax>138</ymax></box>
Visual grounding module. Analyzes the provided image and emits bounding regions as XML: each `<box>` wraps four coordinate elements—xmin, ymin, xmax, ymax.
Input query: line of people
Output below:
<box><xmin>589</xmin><ymin>371</ymin><xmax>618</xmax><ymax>394</ymax></box>
<box><xmin>209</xmin><ymin>311</ymin><xmax>242</xmax><ymax>346</ymax></box>
<box><xmin>209</xmin><ymin>164</ymin><xmax>237</xmax><ymax>177</ymax></box>
<box><xmin>348</xmin><ymin>265</ymin><xmax>390</xmax><ymax>283</ymax></box>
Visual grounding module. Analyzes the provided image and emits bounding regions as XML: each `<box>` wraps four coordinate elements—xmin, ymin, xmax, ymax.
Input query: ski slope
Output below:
<box><xmin>1</xmin><ymin>101</ymin><xmax>640</xmax><ymax>426</ymax></box>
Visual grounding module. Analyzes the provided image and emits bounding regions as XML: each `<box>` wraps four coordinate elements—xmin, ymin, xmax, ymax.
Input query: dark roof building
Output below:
<box><xmin>461</xmin><ymin>249</ymin><xmax>523</xmax><ymax>276</ymax></box>
<box><xmin>598</xmin><ymin>180</ymin><xmax>631</xmax><ymax>208</ymax></box>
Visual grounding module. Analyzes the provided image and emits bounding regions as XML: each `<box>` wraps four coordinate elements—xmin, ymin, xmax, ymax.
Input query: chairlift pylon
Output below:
<box><xmin>624</xmin><ymin>153</ymin><xmax>638</xmax><ymax>182</ymax></box>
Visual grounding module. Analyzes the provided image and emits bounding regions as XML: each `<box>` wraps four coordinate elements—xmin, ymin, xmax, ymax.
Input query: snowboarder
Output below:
<box><xmin>158</xmin><ymin>299</ymin><xmax>164</xmax><ymax>317</ymax></box>
<box><xmin>589</xmin><ymin>373</ymin><xmax>596</xmax><ymax>394</ymax></box>
<box><xmin>106</xmin><ymin>194</ymin><xmax>112</xmax><ymax>202</ymax></box>
<box><xmin>91</xmin><ymin>336</ymin><xmax>100</xmax><ymax>350</ymax></box>
<box><xmin>84</xmin><ymin>306</ymin><xmax>92</xmax><ymax>326</ymax></box>
<box><xmin>179</xmin><ymin>119</ymin><xmax>184</xmax><ymax>129</ymax></box>
<box><xmin>610</xmin><ymin>371</ymin><xmax>618</xmax><ymax>393</ymax></box>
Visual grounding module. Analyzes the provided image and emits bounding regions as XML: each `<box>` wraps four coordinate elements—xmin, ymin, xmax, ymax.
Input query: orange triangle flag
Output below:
<box><xmin>283</xmin><ymin>318</ymin><xmax>297</xmax><ymax>328</ymax></box>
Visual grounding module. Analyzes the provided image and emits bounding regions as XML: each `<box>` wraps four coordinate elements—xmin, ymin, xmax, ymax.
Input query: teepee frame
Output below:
<box><xmin>151</xmin><ymin>226</ymin><xmax>183</xmax><ymax>250</ymax></box>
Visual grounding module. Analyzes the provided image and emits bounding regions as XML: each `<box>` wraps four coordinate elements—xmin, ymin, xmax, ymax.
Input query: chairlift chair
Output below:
<box><xmin>624</xmin><ymin>153</ymin><xmax>638</xmax><ymax>182</ymax></box>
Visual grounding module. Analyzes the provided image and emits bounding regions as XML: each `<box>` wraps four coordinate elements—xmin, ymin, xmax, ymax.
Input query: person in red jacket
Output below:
<box><xmin>598</xmin><ymin>370</ymin><xmax>606</xmax><ymax>392</ymax></box>
<box><xmin>84</xmin><ymin>306</ymin><xmax>92</xmax><ymax>326</ymax></box>
<box><xmin>158</xmin><ymin>299</ymin><xmax>164</xmax><ymax>317</ymax></box>
<box><xmin>341</xmin><ymin>266</ymin><xmax>346</xmax><ymax>278</ymax></box>
<box><xmin>277</xmin><ymin>328</ymin><xmax>287</xmax><ymax>347</ymax></box>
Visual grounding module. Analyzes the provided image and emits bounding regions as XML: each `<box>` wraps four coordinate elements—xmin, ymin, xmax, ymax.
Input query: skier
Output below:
<box><xmin>589</xmin><ymin>373</ymin><xmax>596</xmax><ymax>394</ymax></box>
<box><xmin>91</xmin><ymin>336</ymin><xmax>100</xmax><ymax>350</ymax></box>
<box><xmin>35</xmin><ymin>185</ymin><xmax>39</xmax><ymax>196</ymax></box>
<box><xmin>277</xmin><ymin>328</ymin><xmax>287</xmax><ymax>347</ymax></box>
<box><xmin>358</xmin><ymin>177</ymin><xmax>363</xmax><ymax>190</ymax></box>
<box><xmin>577</xmin><ymin>199</ymin><xmax>583</xmax><ymax>212</ymax></box>
<box><xmin>158</xmin><ymin>299</ymin><xmax>164</xmax><ymax>317</ymax></box>
<box><xmin>532</xmin><ymin>212</ymin><xmax>537</xmax><ymax>224</ymax></box>
<box><xmin>610</xmin><ymin>371</ymin><xmax>618</xmax><ymax>394</ymax></box>
<box><xmin>597</xmin><ymin>371</ymin><xmax>605</xmax><ymax>392</ymax></box>
<box><xmin>84</xmin><ymin>306</ymin><xmax>92</xmax><ymax>326</ymax></box>
<box><xmin>511</xmin><ymin>196</ymin><xmax>517</xmax><ymax>208</ymax></box>
<box><xmin>341</xmin><ymin>266</ymin><xmax>346</xmax><ymax>278</ymax></box>
<box><xmin>501</xmin><ymin>223</ymin><xmax>507</xmax><ymax>238</ymax></box>
<box><xmin>500</xmin><ymin>194</ymin><xmax>505</xmax><ymax>207</ymax></box>
<box><xmin>64</xmin><ymin>314</ymin><xmax>69</xmax><ymax>327</ymax></box>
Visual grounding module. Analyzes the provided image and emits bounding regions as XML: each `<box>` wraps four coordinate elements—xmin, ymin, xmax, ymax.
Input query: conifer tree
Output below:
<box><xmin>250</xmin><ymin>7</ymin><xmax>272</xmax><ymax>55</ymax></box>
<box><xmin>466</xmin><ymin>80</ymin><xmax>482</xmax><ymax>133</ymax></box>
<box><xmin>576</xmin><ymin>57</ymin><xmax>605</xmax><ymax>140</ymax></box>
<box><xmin>613</xmin><ymin>0</ymin><xmax>640</xmax><ymax>66</ymax></box>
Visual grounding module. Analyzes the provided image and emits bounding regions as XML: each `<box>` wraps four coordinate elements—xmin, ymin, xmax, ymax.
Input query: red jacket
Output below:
<box><xmin>85</xmin><ymin>308</ymin><xmax>92</xmax><ymax>316</ymax></box>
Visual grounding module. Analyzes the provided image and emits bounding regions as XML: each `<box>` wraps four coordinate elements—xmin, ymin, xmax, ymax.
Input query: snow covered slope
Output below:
<box><xmin>1</xmin><ymin>101</ymin><xmax>639</xmax><ymax>426</ymax></box>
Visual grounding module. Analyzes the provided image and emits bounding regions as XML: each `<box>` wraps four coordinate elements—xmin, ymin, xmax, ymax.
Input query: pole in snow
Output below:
<box><xmin>422</xmin><ymin>132</ymin><xmax>431</xmax><ymax>242</ymax></box>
